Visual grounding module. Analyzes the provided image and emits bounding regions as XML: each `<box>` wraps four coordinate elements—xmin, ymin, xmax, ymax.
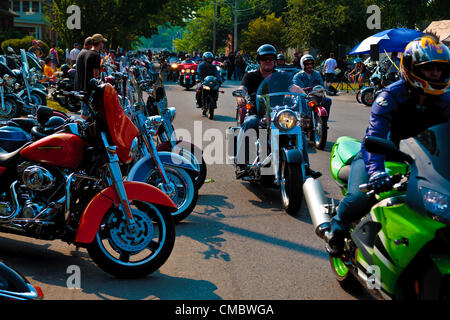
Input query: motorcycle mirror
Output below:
<box><xmin>7</xmin><ymin>47</ymin><xmax>15</xmax><ymax>54</ymax></box>
<box><xmin>364</xmin><ymin>136</ymin><xmax>414</xmax><ymax>164</ymax></box>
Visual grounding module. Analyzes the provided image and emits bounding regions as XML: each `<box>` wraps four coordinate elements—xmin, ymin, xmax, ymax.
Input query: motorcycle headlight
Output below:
<box><xmin>422</xmin><ymin>187</ymin><xmax>449</xmax><ymax>218</ymax></box>
<box><xmin>168</xmin><ymin>107</ymin><xmax>176</xmax><ymax>121</ymax></box>
<box><xmin>203</xmin><ymin>85</ymin><xmax>211</xmax><ymax>90</ymax></box>
<box><xmin>127</xmin><ymin>137</ymin><xmax>139</xmax><ymax>164</ymax></box>
<box><xmin>191</xmin><ymin>69</ymin><xmax>195</xmax><ymax>74</ymax></box>
<box><xmin>181</xmin><ymin>69</ymin><xmax>185</xmax><ymax>73</ymax></box>
<box><xmin>216</xmin><ymin>66</ymin><xmax>220</xmax><ymax>71</ymax></box>
<box><xmin>171</xmin><ymin>63</ymin><xmax>178</xmax><ymax>69</ymax></box>
<box><xmin>186</xmin><ymin>69</ymin><xmax>191</xmax><ymax>73</ymax></box>
<box><xmin>275</xmin><ymin>109</ymin><xmax>297</xmax><ymax>131</ymax></box>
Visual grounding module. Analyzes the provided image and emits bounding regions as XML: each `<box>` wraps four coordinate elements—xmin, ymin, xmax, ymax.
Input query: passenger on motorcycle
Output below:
<box><xmin>235</xmin><ymin>44</ymin><xmax>320</xmax><ymax>178</ymax></box>
<box><xmin>195</xmin><ymin>52</ymin><xmax>221</xmax><ymax>108</ymax></box>
<box><xmin>276</xmin><ymin>53</ymin><xmax>290</xmax><ymax>68</ymax></box>
<box><xmin>326</xmin><ymin>34</ymin><xmax>450</xmax><ymax>256</ymax></box>
<box><xmin>290</xmin><ymin>54</ymin><xmax>332</xmax><ymax>117</ymax></box>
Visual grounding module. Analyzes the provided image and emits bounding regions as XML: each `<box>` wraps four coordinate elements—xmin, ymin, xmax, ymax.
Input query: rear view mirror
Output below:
<box><xmin>232</xmin><ymin>89</ymin><xmax>246</xmax><ymax>98</ymax></box>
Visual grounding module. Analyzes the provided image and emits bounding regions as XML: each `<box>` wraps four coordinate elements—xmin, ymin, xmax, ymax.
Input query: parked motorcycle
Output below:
<box><xmin>360</xmin><ymin>61</ymin><xmax>400</xmax><ymax>107</ymax></box>
<box><xmin>0</xmin><ymin>81</ymin><xmax>177</xmax><ymax>278</ymax></box>
<box><xmin>0</xmin><ymin>260</ymin><xmax>44</xmax><ymax>300</ymax></box>
<box><xmin>199</xmin><ymin>75</ymin><xmax>221</xmax><ymax>120</ymax></box>
<box><xmin>0</xmin><ymin>58</ymin><xmax>25</xmax><ymax>120</ymax></box>
<box><xmin>50</xmin><ymin>68</ymin><xmax>81</xmax><ymax>112</ymax></box>
<box><xmin>178</xmin><ymin>62</ymin><xmax>198</xmax><ymax>90</ymax></box>
<box><xmin>145</xmin><ymin>81</ymin><xmax>207</xmax><ymax>190</ymax></box>
<box><xmin>229</xmin><ymin>72</ymin><xmax>310</xmax><ymax>214</ymax></box>
<box><xmin>122</xmin><ymin>77</ymin><xmax>199</xmax><ymax>222</ymax></box>
<box><xmin>303</xmin><ymin>122</ymin><xmax>450</xmax><ymax>299</ymax></box>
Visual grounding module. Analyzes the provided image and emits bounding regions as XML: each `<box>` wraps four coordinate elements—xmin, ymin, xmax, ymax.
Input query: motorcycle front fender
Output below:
<box><xmin>4</xmin><ymin>93</ymin><xmax>25</xmax><ymax>107</ymax></box>
<box><xmin>281</xmin><ymin>148</ymin><xmax>304</xmax><ymax>164</ymax></box>
<box><xmin>127</xmin><ymin>152</ymin><xmax>199</xmax><ymax>182</ymax></box>
<box><xmin>74</xmin><ymin>181</ymin><xmax>177</xmax><ymax>245</ymax></box>
<box><xmin>361</xmin><ymin>86</ymin><xmax>375</xmax><ymax>95</ymax></box>
<box><xmin>315</xmin><ymin>106</ymin><xmax>328</xmax><ymax>117</ymax></box>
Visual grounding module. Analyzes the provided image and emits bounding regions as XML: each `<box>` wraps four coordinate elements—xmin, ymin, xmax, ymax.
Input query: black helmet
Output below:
<box><xmin>61</xmin><ymin>64</ymin><xmax>70</xmax><ymax>75</ymax></box>
<box><xmin>256</xmin><ymin>44</ymin><xmax>277</xmax><ymax>62</ymax></box>
<box><xmin>277</xmin><ymin>53</ymin><xmax>286</xmax><ymax>61</ymax></box>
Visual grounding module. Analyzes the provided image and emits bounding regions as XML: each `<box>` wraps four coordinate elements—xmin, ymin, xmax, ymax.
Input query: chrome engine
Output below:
<box><xmin>19</xmin><ymin>164</ymin><xmax>56</xmax><ymax>191</ymax></box>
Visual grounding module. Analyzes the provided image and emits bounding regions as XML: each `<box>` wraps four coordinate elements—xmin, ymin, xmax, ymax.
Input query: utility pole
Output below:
<box><xmin>213</xmin><ymin>0</ymin><xmax>217</xmax><ymax>54</ymax></box>
<box><xmin>234</xmin><ymin>0</ymin><xmax>238</xmax><ymax>52</ymax></box>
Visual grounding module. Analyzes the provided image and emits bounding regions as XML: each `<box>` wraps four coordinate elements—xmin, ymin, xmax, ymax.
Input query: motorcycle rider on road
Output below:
<box><xmin>325</xmin><ymin>34</ymin><xmax>450</xmax><ymax>256</ymax></box>
<box><xmin>290</xmin><ymin>54</ymin><xmax>332</xmax><ymax>118</ymax></box>
<box><xmin>196</xmin><ymin>52</ymin><xmax>221</xmax><ymax>108</ymax></box>
<box><xmin>235</xmin><ymin>44</ymin><xmax>320</xmax><ymax>178</ymax></box>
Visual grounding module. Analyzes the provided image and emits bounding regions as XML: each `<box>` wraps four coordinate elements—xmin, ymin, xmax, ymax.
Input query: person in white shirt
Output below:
<box><xmin>323</xmin><ymin>52</ymin><xmax>337</xmax><ymax>88</ymax></box>
<box><xmin>69</xmin><ymin>43</ymin><xmax>81</xmax><ymax>67</ymax></box>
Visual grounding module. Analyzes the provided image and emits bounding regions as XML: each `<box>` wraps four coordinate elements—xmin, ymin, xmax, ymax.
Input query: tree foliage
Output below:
<box><xmin>44</xmin><ymin>0</ymin><xmax>200</xmax><ymax>50</ymax></box>
<box><xmin>241</xmin><ymin>13</ymin><xmax>288</xmax><ymax>55</ymax></box>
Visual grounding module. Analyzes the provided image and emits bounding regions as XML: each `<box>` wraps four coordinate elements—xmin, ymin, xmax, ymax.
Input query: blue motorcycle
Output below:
<box><xmin>229</xmin><ymin>72</ymin><xmax>311</xmax><ymax>215</ymax></box>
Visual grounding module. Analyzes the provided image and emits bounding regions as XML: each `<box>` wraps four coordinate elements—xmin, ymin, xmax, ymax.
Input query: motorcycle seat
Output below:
<box><xmin>338</xmin><ymin>165</ymin><xmax>351</xmax><ymax>183</ymax></box>
<box><xmin>0</xmin><ymin>143</ymin><xmax>29</xmax><ymax>167</ymax></box>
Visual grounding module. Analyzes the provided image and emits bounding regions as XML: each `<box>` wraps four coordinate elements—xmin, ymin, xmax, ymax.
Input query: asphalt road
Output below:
<box><xmin>0</xmin><ymin>79</ymin><xmax>374</xmax><ymax>300</ymax></box>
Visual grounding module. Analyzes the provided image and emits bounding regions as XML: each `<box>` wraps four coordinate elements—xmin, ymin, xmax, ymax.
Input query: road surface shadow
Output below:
<box><xmin>0</xmin><ymin>235</ymin><xmax>221</xmax><ymax>300</ymax></box>
<box><xmin>212</xmin><ymin>115</ymin><xmax>236</xmax><ymax>123</ymax></box>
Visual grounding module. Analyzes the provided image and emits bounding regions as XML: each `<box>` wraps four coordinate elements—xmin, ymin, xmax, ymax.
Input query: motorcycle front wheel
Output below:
<box><xmin>0</xmin><ymin>97</ymin><xmax>22</xmax><ymax>120</ymax></box>
<box><xmin>314</xmin><ymin>115</ymin><xmax>328</xmax><ymax>150</ymax></box>
<box><xmin>207</xmin><ymin>96</ymin><xmax>215</xmax><ymax>120</ymax></box>
<box><xmin>361</xmin><ymin>89</ymin><xmax>375</xmax><ymax>107</ymax></box>
<box><xmin>144</xmin><ymin>166</ymin><xmax>198</xmax><ymax>223</ymax></box>
<box><xmin>280</xmin><ymin>160</ymin><xmax>303</xmax><ymax>215</ymax></box>
<box><xmin>87</xmin><ymin>200</ymin><xmax>175</xmax><ymax>278</ymax></box>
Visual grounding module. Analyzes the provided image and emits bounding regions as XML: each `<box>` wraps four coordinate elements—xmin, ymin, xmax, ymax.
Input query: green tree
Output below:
<box><xmin>44</xmin><ymin>0</ymin><xmax>200</xmax><ymax>50</ymax></box>
<box><xmin>240</xmin><ymin>13</ymin><xmax>288</xmax><ymax>55</ymax></box>
<box><xmin>285</xmin><ymin>0</ymin><xmax>374</xmax><ymax>55</ymax></box>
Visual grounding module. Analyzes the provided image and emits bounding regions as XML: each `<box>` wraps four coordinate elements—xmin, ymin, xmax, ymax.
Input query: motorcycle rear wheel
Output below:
<box><xmin>329</xmin><ymin>255</ymin><xmax>361</xmax><ymax>292</ymax></box>
<box><xmin>280</xmin><ymin>160</ymin><xmax>303</xmax><ymax>215</ymax></box>
<box><xmin>87</xmin><ymin>200</ymin><xmax>175</xmax><ymax>278</ymax></box>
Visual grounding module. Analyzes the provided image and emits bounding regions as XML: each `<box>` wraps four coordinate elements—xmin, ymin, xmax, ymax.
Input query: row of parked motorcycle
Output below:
<box><xmin>356</xmin><ymin>58</ymin><xmax>400</xmax><ymax>106</ymax></box>
<box><xmin>0</xmin><ymin>50</ymin><xmax>209</xmax><ymax>295</ymax></box>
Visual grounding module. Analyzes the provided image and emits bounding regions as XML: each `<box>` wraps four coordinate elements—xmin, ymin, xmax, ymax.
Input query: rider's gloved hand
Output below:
<box><xmin>368</xmin><ymin>171</ymin><xmax>392</xmax><ymax>194</ymax></box>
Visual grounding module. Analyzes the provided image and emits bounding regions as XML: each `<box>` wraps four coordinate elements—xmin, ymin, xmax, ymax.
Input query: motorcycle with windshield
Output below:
<box><xmin>178</xmin><ymin>61</ymin><xmax>198</xmax><ymax>90</ymax></box>
<box><xmin>229</xmin><ymin>72</ymin><xmax>310</xmax><ymax>214</ymax></box>
<box><xmin>303</xmin><ymin>122</ymin><xmax>450</xmax><ymax>299</ymax></box>
<box><xmin>0</xmin><ymin>80</ymin><xmax>177</xmax><ymax>278</ymax></box>
<box><xmin>0</xmin><ymin>57</ymin><xmax>25</xmax><ymax>120</ymax></box>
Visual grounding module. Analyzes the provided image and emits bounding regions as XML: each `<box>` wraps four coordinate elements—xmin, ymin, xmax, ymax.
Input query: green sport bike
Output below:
<box><xmin>303</xmin><ymin>122</ymin><xmax>450</xmax><ymax>299</ymax></box>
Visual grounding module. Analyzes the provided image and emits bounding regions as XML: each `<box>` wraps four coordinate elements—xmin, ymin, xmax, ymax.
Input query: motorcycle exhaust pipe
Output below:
<box><xmin>302</xmin><ymin>178</ymin><xmax>331</xmax><ymax>239</ymax></box>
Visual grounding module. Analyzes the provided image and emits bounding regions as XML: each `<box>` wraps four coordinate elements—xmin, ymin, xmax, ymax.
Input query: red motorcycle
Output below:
<box><xmin>302</xmin><ymin>85</ymin><xmax>329</xmax><ymax>150</ymax></box>
<box><xmin>178</xmin><ymin>62</ymin><xmax>198</xmax><ymax>90</ymax></box>
<box><xmin>0</xmin><ymin>81</ymin><xmax>177</xmax><ymax>278</ymax></box>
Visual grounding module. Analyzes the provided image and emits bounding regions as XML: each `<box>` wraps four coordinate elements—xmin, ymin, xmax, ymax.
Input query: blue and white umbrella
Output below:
<box><xmin>349</xmin><ymin>28</ymin><xmax>423</xmax><ymax>55</ymax></box>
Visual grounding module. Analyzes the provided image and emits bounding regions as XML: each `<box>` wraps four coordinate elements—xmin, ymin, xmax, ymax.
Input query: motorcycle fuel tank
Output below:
<box><xmin>20</xmin><ymin>133</ymin><xmax>87</xmax><ymax>168</ymax></box>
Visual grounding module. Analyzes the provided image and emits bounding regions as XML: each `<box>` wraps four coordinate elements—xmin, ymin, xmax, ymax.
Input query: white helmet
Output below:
<box><xmin>300</xmin><ymin>54</ymin><xmax>315</xmax><ymax>70</ymax></box>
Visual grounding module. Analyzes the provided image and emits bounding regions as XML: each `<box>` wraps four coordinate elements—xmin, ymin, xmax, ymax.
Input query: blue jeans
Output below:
<box><xmin>330</xmin><ymin>152</ymin><xmax>374</xmax><ymax>233</ymax></box>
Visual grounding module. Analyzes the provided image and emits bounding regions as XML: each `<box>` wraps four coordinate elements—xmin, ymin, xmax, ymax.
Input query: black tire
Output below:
<box><xmin>314</xmin><ymin>115</ymin><xmax>328</xmax><ymax>150</ymax></box>
<box><xmin>329</xmin><ymin>255</ymin><xmax>362</xmax><ymax>293</ymax></box>
<box><xmin>172</xmin><ymin>141</ymin><xmax>207</xmax><ymax>190</ymax></box>
<box><xmin>143</xmin><ymin>166</ymin><xmax>198</xmax><ymax>223</ymax></box>
<box><xmin>65</xmin><ymin>96</ymin><xmax>81</xmax><ymax>112</ymax></box>
<box><xmin>361</xmin><ymin>89</ymin><xmax>375</xmax><ymax>107</ymax></box>
<box><xmin>0</xmin><ymin>97</ymin><xmax>22</xmax><ymax>120</ymax></box>
<box><xmin>280</xmin><ymin>160</ymin><xmax>303</xmax><ymax>215</ymax></box>
<box><xmin>87</xmin><ymin>200</ymin><xmax>175</xmax><ymax>278</ymax></box>
<box><xmin>31</xmin><ymin>92</ymin><xmax>47</xmax><ymax>106</ymax></box>
<box><xmin>208</xmin><ymin>103</ymin><xmax>214</xmax><ymax>120</ymax></box>
<box><xmin>356</xmin><ymin>89</ymin><xmax>362</xmax><ymax>103</ymax></box>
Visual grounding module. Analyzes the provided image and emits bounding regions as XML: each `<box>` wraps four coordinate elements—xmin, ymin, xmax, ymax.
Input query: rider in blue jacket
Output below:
<box><xmin>326</xmin><ymin>34</ymin><xmax>450</xmax><ymax>255</ymax></box>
